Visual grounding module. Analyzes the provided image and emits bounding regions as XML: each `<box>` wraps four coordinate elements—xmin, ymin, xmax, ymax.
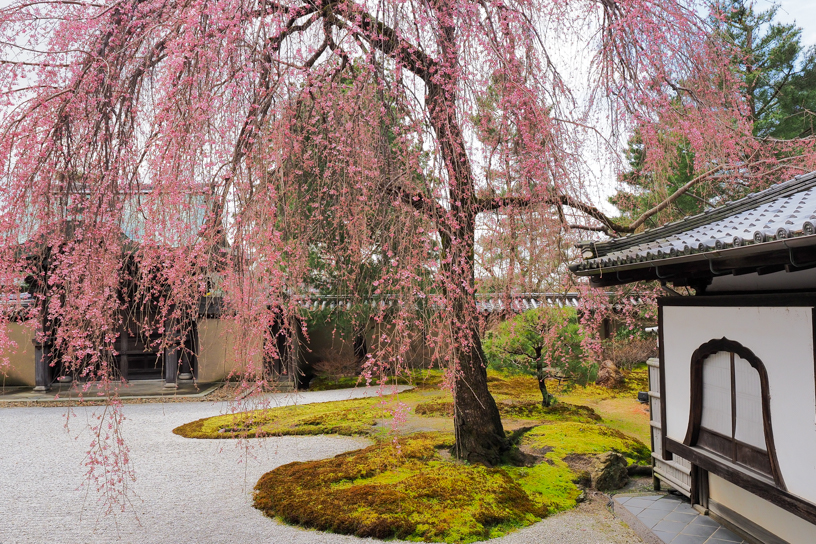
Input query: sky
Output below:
<box><xmin>592</xmin><ymin>0</ymin><xmax>816</xmax><ymax>214</ymax></box>
<box><xmin>767</xmin><ymin>0</ymin><xmax>816</xmax><ymax>46</ymax></box>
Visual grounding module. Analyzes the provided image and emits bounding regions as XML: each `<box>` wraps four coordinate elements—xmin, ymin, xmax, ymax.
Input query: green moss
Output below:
<box><xmin>496</xmin><ymin>400</ymin><xmax>602</xmax><ymax>422</ymax></box>
<box><xmin>550</xmin><ymin>364</ymin><xmax>649</xmax><ymax>400</ymax></box>
<box><xmin>486</xmin><ymin>371</ymin><xmax>542</xmax><ymax>399</ymax></box>
<box><xmin>414</xmin><ymin>397</ymin><xmax>602</xmax><ymax>424</ymax></box>
<box><xmin>175</xmin><ymin>368</ymin><xmax>653</xmax><ymax>542</ymax></box>
<box><xmin>521</xmin><ymin>421</ymin><xmax>650</xmax><ymax>465</ymax></box>
<box><xmin>307</xmin><ymin>375</ymin><xmax>366</xmax><ymax>391</ymax></box>
<box><xmin>414</xmin><ymin>398</ymin><xmax>454</xmax><ymax>417</ymax></box>
<box><xmin>174</xmin><ymin>370</ymin><xmax>629</xmax><ymax>441</ymax></box>
<box><xmin>173</xmin><ymin>397</ymin><xmax>388</xmax><ymax>439</ymax></box>
<box><xmin>250</xmin><ymin>422</ymin><xmax>647</xmax><ymax>542</ymax></box>
<box><xmin>310</xmin><ymin>368</ymin><xmax>447</xmax><ymax>391</ymax></box>
<box><xmin>253</xmin><ymin>433</ymin><xmax>546</xmax><ymax>543</ymax></box>
<box><xmin>551</xmin><ymin>365</ymin><xmax>652</xmax><ymax>444</ymax></box>
<box><xmin>504</xmin><ymin>460</ymin><xmax>581</xmax><ymax>513</ymax></box>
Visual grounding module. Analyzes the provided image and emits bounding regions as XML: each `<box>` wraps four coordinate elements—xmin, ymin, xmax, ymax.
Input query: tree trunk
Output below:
<box><xmin>422</xmin><ymin>4</ymin><xmax>508</xmax><ymax>465</ymax></box>
<box><xmin>535</xmin><ymin>350</ymin><xmax>553</xmax><ymax>408</ymax></box>
<box><xmin>452</xmin><ymin>332</ymin><xmax>510</xmax><ymax>466</ymax></box>
<box><xmin>441</xmin><ymin>196</ymin><xmax>509</xmax><ymax>466</ymax></box>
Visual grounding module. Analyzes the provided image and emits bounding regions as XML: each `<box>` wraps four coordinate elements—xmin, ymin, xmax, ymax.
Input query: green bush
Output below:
<box><xmin>483</xmin><ymin>307</ymin><xmax>592</xmax><ymax>387</ymax></box>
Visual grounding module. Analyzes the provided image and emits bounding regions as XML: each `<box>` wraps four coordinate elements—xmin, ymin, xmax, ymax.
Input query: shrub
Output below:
<box><xmin>483</xmin><ymin>307</ymin><xmax>590</xmax><ymax>405</ymax></box>
<box><xmin>602</xmin><ymin>335</ymin><xmax>658</xmax><ymax>370</ymax></box>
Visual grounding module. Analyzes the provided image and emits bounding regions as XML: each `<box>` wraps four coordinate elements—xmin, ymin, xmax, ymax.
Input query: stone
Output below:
<box><xmin>592</xmin><ymin>451</ymin><xmax>629</xmax><ymax>491</ymax></box>
<box><xmin>572</xmin><ymin>470</ymin><xmax>592</xmax><ymax>488</ymax></box>
<box><xmin>575</xmin><ymin>488</ymin><xmax>586</xmax><ymax>503</ymax></box>
<box><xmin>595</xmin><ymin>359</ymin><xmax>624</xmax><ymax>388</ymax></box>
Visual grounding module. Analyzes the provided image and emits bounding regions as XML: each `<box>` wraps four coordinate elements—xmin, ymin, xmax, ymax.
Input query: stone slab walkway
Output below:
<box><xmin>0</xmin><ymin>379</ymin><xmax>220</xmax><ymax>402</ymax></box>
<box><xmin>614</xmin><ymin>494</ymin><xmax>748</xmax><ymax>544</ymax></box>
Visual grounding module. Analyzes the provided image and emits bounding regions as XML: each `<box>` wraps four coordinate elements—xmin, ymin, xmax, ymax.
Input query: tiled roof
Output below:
<box><xmin>197</xmin><ymin>293</ymin><xmax>647</xmax><ymax>317</ymax></box>
<box><xmin>294</xmin><ymin>293</ymin><xmax>589</xmax><ymax>312</ymax></box>
<box><xmin>572</xmin><ymin>171</ymin><xmax>816</xmax><ymax>274</ymax></box>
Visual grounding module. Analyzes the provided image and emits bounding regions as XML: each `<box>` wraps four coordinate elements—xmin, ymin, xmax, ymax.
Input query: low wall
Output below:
<box><xmin>301</xmin><ymin>318</ymin><xmax>441</xmax><ymax>372</ymax></box>
<box><xmin>0</xmin><ymin>323</ymin><xmax>36</xmax><ymax>386</ymax></box>
<box><xmin>196</xmin><ymin>318</ymin><xmax>262</xmax><ymax>382</ymax></box>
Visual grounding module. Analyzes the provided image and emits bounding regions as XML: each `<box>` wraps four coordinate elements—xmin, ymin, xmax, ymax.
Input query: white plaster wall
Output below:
<box><xmin>709</xmin><ymin>474</ymin><xmax>816</xmax><ymax>544</ymax></box>
<box><xmin>662</xmin><ymin>305</ymin><xmax>816</xmax><ymax>502</ymax></box>
<box><xmin>708</xmin><ymin>266</ymin><xmax>816</xmax><ymax>292</ymax></box>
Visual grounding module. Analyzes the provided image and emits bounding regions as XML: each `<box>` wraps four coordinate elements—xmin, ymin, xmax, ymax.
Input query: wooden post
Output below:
<box><xmin>164</xmin><ymin>346</ymin><xmax>178</xmax><ymax>388</ymax></box>
<box><xmin>33</xmin><ymin>339</ymin><xmax>50</xmax><ymax>392</ymax></box>
<box><xmin>119</xmin><ymin>332</ymin><xmax>129</xmax><ymax>382</ymax></box>
<box><xmin>179</xmin><ymin>350</ymin><xmax>193</xmax><ymax>381</ymax></box>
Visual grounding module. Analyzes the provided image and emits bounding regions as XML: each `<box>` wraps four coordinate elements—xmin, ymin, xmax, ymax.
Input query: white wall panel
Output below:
<box><xmin>734</xmin><ymin>355</ymin><xmax>765</xmax><ymax>450</ymax></box>
<box><xmin>701</xmin><ymin>351</ymin><xmax>733</xmax><ymax>436</ymax></box>
<box><xmin>662</xmin><ymin>305</ymin><xmax>816</xmax><ymax>502</ymax></box>
<box><xmin>709</xmin><ymin>474</ymin><xmax>816</xmax><ymax>543</ymax></box>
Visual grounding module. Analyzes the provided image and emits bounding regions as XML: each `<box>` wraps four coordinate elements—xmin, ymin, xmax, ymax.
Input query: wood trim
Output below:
<box><xmin>682</xmin><ymin>337</ymin><xmax>785</xmax><ymax>489</ymax></box>
<box><xmin>668</xmin><ymin>438</ymin><xmax>816</xmax><ymax>526</ymax></box>
<box><xmin>730</xmin><ymin>351</ymin><xmax>737</xmax><ymax>464</ymax></box>
<box><xmin>812</xmin><ymin>307</ymin><xmax>816</xmax><ymax>429</ymax></box>
<box><xmin>659</xmin><ymin>292</ymin><xmax>816</xmax><ymax>307</ymax></box>
<box><xmin>698</xmin><ymin>428</ymin><xmax>773</xmax><ymax>476</ymax></box>
<box><xmin>690</xmin><ymin>463</ymin><xmax>698</xmax><ymax>508</ymax></box>
<box><xmin>658</xmin><ymin>305</ymin><xmax>671</xmax><ymax>460</ymax></box>
<box><xmin>697</xmin><ymin>428</ymin><xmax>732</xmax><ymax>457</ymax></box>
<box><xmin>698</xmin><ymin>469</ymin><xmax>709</xmax><ymax>510</ymax></box>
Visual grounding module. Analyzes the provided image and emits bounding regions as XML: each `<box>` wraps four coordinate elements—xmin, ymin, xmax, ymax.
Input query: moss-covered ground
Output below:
<box><xmin>174</xmin><ymin>366</ymin><xmax>651</xmax><ymax>543</ymax></box>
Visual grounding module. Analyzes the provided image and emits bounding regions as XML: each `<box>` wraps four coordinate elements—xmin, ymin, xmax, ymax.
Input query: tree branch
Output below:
<box><xmin>475</xmin><ymin>193</ymin><xmax>630</xmax><ymax>234</ymax></box>
<box><xmin>326</xmin><ymin>2</ymin><xmax>437</xmax><ymax>81</ymax></box>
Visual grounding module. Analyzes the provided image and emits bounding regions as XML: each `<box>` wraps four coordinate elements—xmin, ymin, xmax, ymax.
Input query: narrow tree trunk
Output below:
<box><xmin>535</xmin><ymin>348</ymin><xmax>553</xmax><ymax>408</ymax></box>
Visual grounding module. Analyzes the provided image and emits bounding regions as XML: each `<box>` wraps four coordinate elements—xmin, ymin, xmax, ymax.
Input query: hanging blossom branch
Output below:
<box><xmin>0</xmin><ymin>0</ymin><xmax>812</xmax><ymax>499</ymax></box>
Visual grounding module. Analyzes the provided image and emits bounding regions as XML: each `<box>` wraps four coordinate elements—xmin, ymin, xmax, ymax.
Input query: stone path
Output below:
<box><xmin>1</xmin><ymin>387</ymin><xmax>643</xmax><ymax>544</ymax></box>
<box><xmin>0</xmin><ymin>379</ymin><xmax>221</xmax><ymax>402</ymax></box>
<box><xmin>614</xmin><ymin>494</ymin><xmax>748</xmax><ymax>544</ymax></box>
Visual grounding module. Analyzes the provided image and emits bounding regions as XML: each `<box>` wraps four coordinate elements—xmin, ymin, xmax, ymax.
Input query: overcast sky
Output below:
<box><xmin>761</xmin><ymin>0</ymin><xmax>816</xmax><ymax>46</ymax></box>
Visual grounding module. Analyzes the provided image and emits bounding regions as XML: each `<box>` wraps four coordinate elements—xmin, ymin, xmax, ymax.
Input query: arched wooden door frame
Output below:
<box><xmin>682</xmin><ymin>337</ymin><xmax>785</xmax><ymax>489</ymax></box>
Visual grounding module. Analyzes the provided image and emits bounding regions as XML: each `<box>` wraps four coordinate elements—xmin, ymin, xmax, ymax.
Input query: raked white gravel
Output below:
<box><xmin>0</xmin><ymin>386</ymin><xmax>642</xmax><ymax>544</ymax></box>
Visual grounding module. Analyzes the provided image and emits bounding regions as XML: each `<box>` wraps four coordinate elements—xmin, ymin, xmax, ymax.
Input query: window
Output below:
<box><xmin>684</xmin><ymin>338</ymin><xmax>785</xmax><ymax>488</ymax></box>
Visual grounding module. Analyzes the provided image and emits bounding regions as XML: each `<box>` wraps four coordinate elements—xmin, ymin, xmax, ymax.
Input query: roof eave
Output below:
<box><xmin>573</xmin><ymin>234</ymin><xmax>816</xmax><ymax>287</ymax></box>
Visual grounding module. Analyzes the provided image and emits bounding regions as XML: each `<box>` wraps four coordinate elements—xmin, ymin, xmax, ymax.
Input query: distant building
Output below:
<box><xmin>2</xmin><ymin>292</ymin><xmax>628</xmax><ymax>389</ymax></box>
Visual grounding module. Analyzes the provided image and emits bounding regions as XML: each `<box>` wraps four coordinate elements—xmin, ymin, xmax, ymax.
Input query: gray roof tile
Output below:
<box><xmin>573</xmin><ymin>172</ymin><xmax>816</xmax><ymax>273</ymax></box>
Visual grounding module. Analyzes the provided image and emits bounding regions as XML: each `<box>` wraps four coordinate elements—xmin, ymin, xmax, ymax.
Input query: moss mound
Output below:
<box><xmin>253</xmin><ymin>433</ymin><xmax>547</xmax><ymax>543</ymax></box>
<box><xmin>414</xmin><ymin>398</ymin><xmax>603</xmax><ymax>423</ymax></box>
<box><xmin>548</xmin><ymin>363</ymin><xmax>649</xmax><ymax>400</ymax></box>
<box><xmin>173</xmin><ymin>371</ymin><xmax>616</xmax><ymax>441</ymax></box>
<box><xmin>174</xmin><ymin>370</ymin><xmax>652</xmax><ymax>543</ymax></box>
<box><xmin>414</xmin><ymin>398</ymin><xmax>454</xmax><ymax>417</ymax></box>
<box><xmin>497</xmin><ymin>400</ymin><xmax>602</xmax><ymax>422</ymax></box>
<box><xmin>173</xmin><ymin>397</ymin><xmax>385</xmax><ymax>439</ymax></box>
<box><xmin>521</xmin><ymin>421</ymin><xmax>650</xmax><ymax>465</ymax></box>
<box><xmin>251</xmin><ymin>422</ymin><xmax>649</xmax><ymax>542</ymax></box>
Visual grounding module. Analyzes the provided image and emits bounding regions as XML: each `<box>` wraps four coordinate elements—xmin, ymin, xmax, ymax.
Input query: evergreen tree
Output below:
<box><xmin>611</xmin><ymin>0</ymin><xmax>816</xmax><ymax>227</ymax></box>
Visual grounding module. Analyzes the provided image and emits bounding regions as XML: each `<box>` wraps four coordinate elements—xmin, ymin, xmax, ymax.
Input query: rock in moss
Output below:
<box><xmin>592</xmin><ymin>451</ymin><xmax>629</xmax><ymax>491</ymax></box>
<box><xmin>595</xmin><ymin>360</ymin><xmax>624</xmax><ymax>388</ymax></box>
